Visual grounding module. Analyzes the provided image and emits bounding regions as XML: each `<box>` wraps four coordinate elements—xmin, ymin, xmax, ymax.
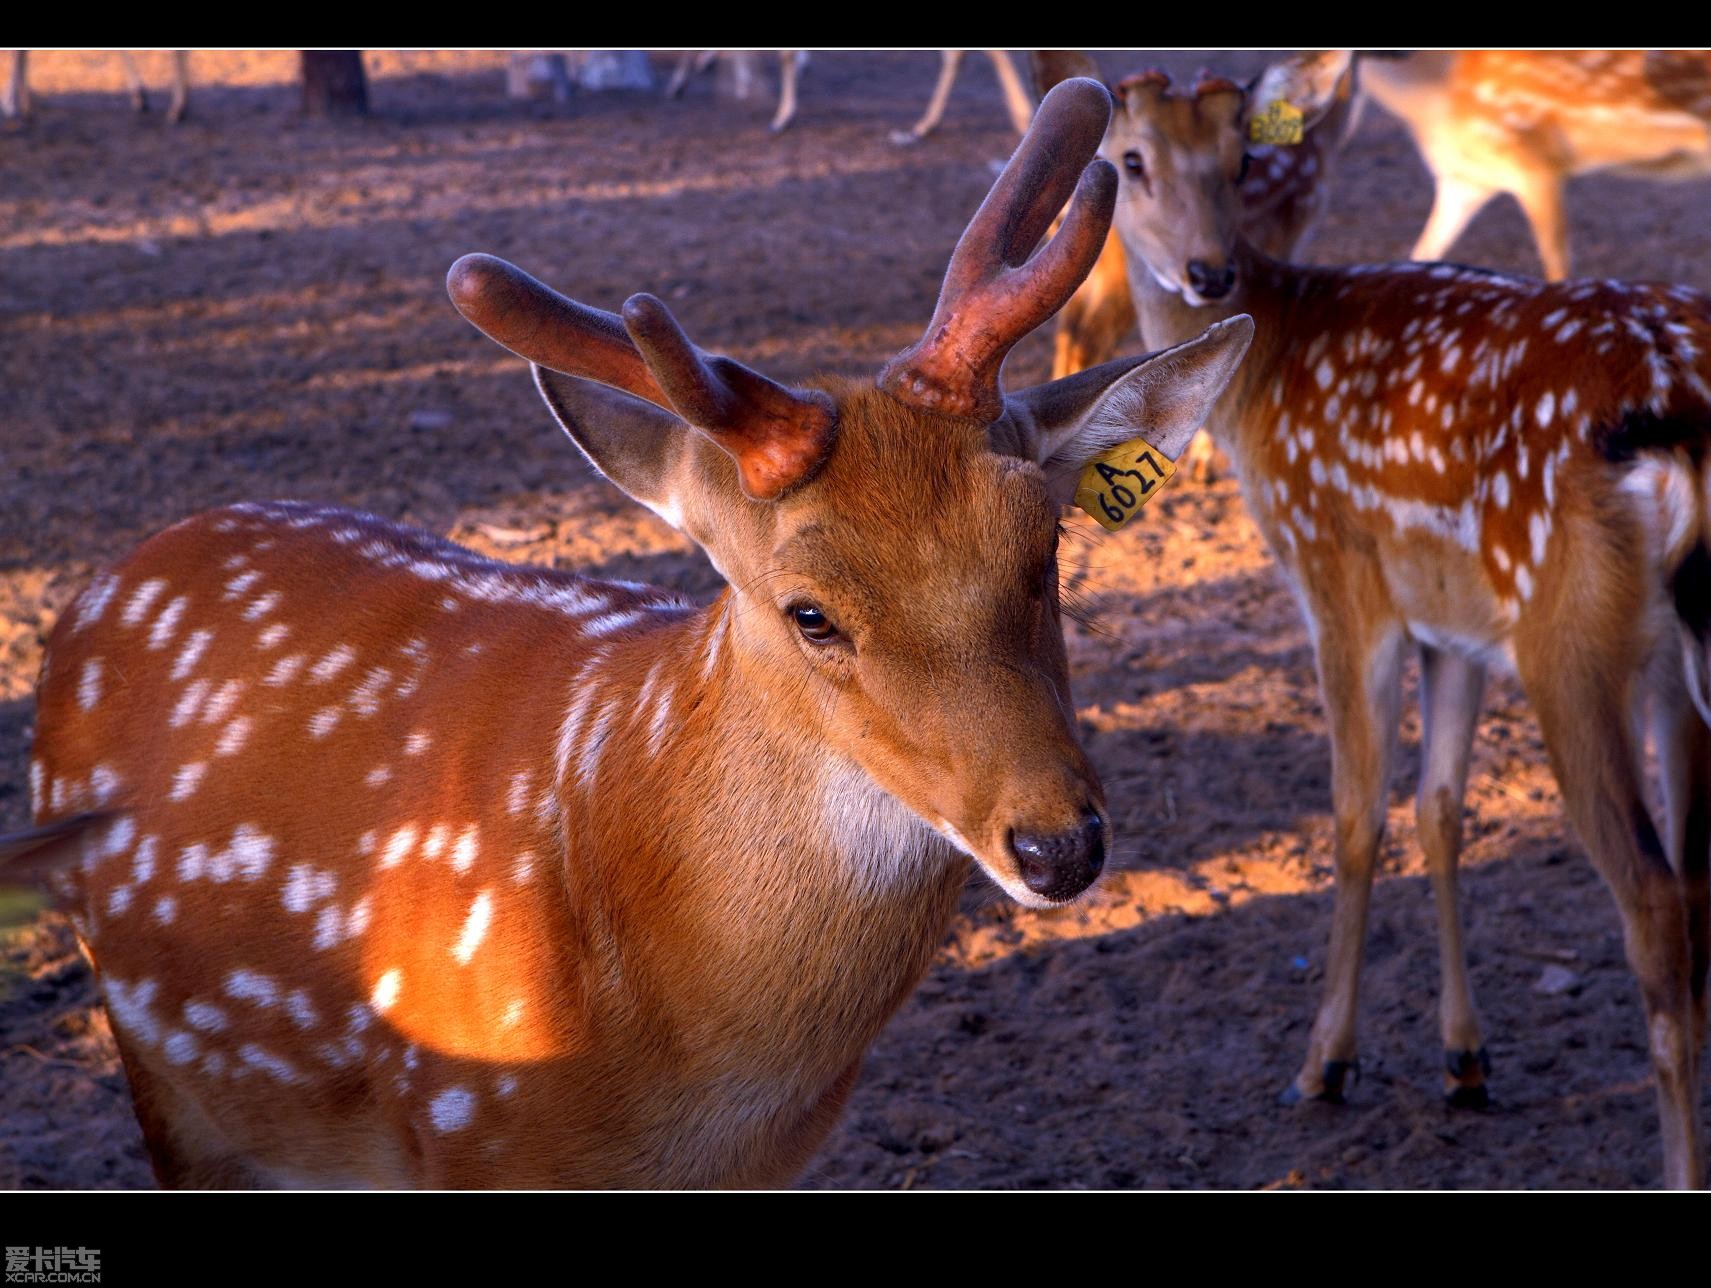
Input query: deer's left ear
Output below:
<box><xmin>1249</xmin><ymin>50</ymin><xmax>1355</xmax><ymax>130</ymax></box>
<box><xmin>999</xmin><ymin>315</ymin><xmax>1254</xmax><ymax>505</ymax></box>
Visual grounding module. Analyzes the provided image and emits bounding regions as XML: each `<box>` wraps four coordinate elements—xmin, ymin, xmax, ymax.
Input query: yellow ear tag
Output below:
<box><xmin>1249</xmin><ymin>100</ymin><xmax>1304</xmax><ymax>145</ymax></box>
<box><xmin>1073</xmin><ymin>438</ymin><xmax>1178</xmax><ymax>532</ymax></box>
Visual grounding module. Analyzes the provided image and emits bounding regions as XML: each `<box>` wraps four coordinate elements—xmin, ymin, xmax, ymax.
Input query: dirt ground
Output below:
<box><xmin>3</xmin><ymin>49</ymin><xmax>1710</xmax><ymax>1191</ymax></box>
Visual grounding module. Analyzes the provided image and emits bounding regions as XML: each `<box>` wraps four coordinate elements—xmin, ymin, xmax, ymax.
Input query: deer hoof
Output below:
<box><xmin>1442</xmin><ymin>1048</ymin><xmax>1492</xmax><ymax>1109</ymax></box>
<box><xmin>1279</xmin><ymin>1059</ymin><xmax>1359</xmax><ymax>1106</ymax></box>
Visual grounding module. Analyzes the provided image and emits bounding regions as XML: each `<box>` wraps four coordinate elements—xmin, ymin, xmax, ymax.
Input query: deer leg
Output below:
<box><xmin>1652</xmin><ymin>687</ymin><xmax>1711</xmax><ymax>1056</ymax></box>
<box><xmin>1519</xmin><ymin>633</ymin><xmax>1702</xmax><ymax>1188</ymax></box>
<box><xmin>1417</xmin><ymin>645</ymin><xmax>1490</xmax><ymax>1105</ymax></box>
<box><xmin>118</xmin><ymin>51</ymin><xmax>148</xmax><ymax>114</ymax></box>
<box><xmin>664</xmin><ymin>52</ymin><xmax>701</xmax><ymax>99</ymax></box>
<box><xmin>769</xmin><ymin>50</ymin><xmax>803</xmax><ymax>133</ymax></box>
<box><xmin>1286</xmin><ymin>608</ymin><xmax>1407</xmax><ymax>1105</ymax></box>
<box><xmin>167</xmin><ymin>50</ymin><xmax>189</xmax><ymax>125</ymax></box>
<box><xmin>984</xmin><ymin>50</ymin><xmax>1034</xmax><ymax>135</ymax></box>
<box><xmin>1411</xmin><ymin>174</ymin><xmax>1496</xmax><ymax>265</ymax></box>
<box><xmin>891</xmin><ymin>49</ymin><xmax>963</xmax><ymax>146</ymax></box>
<box><xmin>1509</xmin><ymin>167</ymin><xmax>1571</xmax><ymax>281</ymax></box>
<box><xmin>5</xmin><ymin>50</ymin><xmax>30</xmax><ymax>119</ymax></box>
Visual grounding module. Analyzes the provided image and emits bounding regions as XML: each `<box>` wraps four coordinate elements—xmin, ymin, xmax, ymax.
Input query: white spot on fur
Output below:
<box><xmin>226</xmin><ymin>969</ymin><xmax>280</xmax><ymax>1008</ymax></box>
<box><xmin>78</xmin><ymin>659</ymin><xmax>103</xmax><ymax>711</ymax></box>
<box><xmin>121</xmin><ymin>579</ymin><xmax>167</xmax><ymax>627</ymax></box>
<box><xmin>264</xmin><ymin>654</ymin><xmax>306</xmax><ymax>687</ymax></box>
<box><xmin>286</xmin><ymin>989</ymin><xmax>320</xmax><ymax>1030</ymax></box>
<box><xmin>451</xmin><ymin>825</ymin><xmax>479</xmax><ymax>874</ymax></box>
<box><xmin>429</xmin><ymin>1086</ymin><xmax>477</xmax><ymax>1133</ymax></box>
<box><xmin>184</xmin><ymin>1001</ymin><xmax>228</xmax><ymax>1032</ymax></box>
<box><xmin>215</xmin><ymin>716</ymin><xmax>252</xmax><ymax>758</ymax></box>
<box><xmin>148</xmin><ymin>596</ymin><xmax>189</xmax><ymax>650</ymax></box>
<box><xmin>371</xmin><ymin>969</ymin><xmax>402</xmax><ymax>1013</ymax></box>
<box><xmin>310</xmin><ymin>645</ymin><xmax>356</xmax><ymax>683</ymax></box>
<box><xmin>452</xmin><ymin>891</ymin><xmax>493</xmax><ymax>965</ymax></box>
<box><xmin>170</xmin><ymin>762</ymin><xmax>207</xmax><ymax>802</ymax></box>
<box><xmin>171</xmin><ymin>628</ymin><xmax>214</xmax><ymax>681</ymax></box>
<box><xmin>380</xmin><ymin>826</ymin><xmax>417</xmax><ymax>869</ymax></box>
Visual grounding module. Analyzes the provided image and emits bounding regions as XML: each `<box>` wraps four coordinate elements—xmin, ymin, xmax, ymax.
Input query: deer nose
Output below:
<box><xmin>1008</xmin><ymin>809</ymin><xmax>1106</xmax><ymax>902</ymax></box>
<box><xmin>1186</xmin><ymin>260</ymin><xmax>1235</xmax><ymax>299</ymax></box>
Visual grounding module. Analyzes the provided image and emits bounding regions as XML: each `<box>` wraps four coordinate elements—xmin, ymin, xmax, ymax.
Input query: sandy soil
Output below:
<box><xmin>3</xmin><ymin>49</ymin><xmax>1710</xmax><ymax>1190</ymax></box>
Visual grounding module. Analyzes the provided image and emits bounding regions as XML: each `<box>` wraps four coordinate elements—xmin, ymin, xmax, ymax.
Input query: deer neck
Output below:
<box><xmin>1128</xmin><ymin>238</ymin><xmax>1313</xmax><ymax>464</ymax></box>
<box><xmin>548</xmin><ymin>588</ymin><xmax>969</xmax><ymax>1071</ymax></box>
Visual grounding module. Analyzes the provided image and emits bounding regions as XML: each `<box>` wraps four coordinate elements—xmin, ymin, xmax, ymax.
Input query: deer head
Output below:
<box><xmin>448</xmin><ymin>78</ymin><xmax>1252</xmax><ymax>907</ymax></box>
<box><xmin>1102</xmin><ymin>52</ymin><xmax>1354</xmax><ymax>305</ymax></box>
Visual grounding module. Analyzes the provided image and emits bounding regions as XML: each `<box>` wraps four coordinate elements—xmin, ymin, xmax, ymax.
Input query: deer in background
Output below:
<box><xmin>1097</xmin><ymin>51</ymin><xmax>1711</xmax><ymax>1187</ymax></box>
<box><xmin>1038</xmin><ymin>50</ymin><xmax>1360</xmax><ymax>480</ymax></box>
<box><xmin>12</xmin><ymin>78</ymin><xmax>1252</xmax><ymax>1188</ymax></box>
<box><xmin>1363</xmin><ymin>50</ymin><xmax>1711</xmax><ymax>280</ymax></box>
<box><xmin>4</xmin><ymin>50</ymin><xmax>189</xmax><ymax>123</ymax></box>
<box><xmin>666</xmin><ymin>49</ymin><xmax>1032</xmax><ymax>140</ymax></box>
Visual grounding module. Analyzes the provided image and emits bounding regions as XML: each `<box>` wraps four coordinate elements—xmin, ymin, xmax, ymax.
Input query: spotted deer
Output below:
<box><xmin>1100</xmin><ymin>53</ymin><xmax>1711</xmax><ymax>1187</ymax></box>
<box><xmin>1037</xmin><ymin>50</ymin><xmax>1359</xmax><ymax>481</ymax></box>
<box><xmin>1362</xmin><ymin>51</ymin><xmax>1711</xmax><ymax>281</ymax></box>
<box><xmin>4</xmin><ymin>49</ymin><xmax>190</xmax><ymax>123</ymax></box>
<box><xmin>14</xmin><ymin>79</ymin><xmax>1253</xmax><ymax>1189</ymax></box>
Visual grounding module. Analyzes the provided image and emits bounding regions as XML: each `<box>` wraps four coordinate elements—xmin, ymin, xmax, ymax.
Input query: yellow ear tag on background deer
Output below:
<box><xmin>1074</xmin><ymin>438</ymin><xmax>1178</xmax><ymax>532</ymax></box>
<box><xmin>1249</xmin><ymin>100</ymin><xmax>1304</xmax><ymax>145</ymax></box>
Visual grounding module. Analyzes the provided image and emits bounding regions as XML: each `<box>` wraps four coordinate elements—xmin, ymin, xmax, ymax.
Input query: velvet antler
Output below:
<box><xmin>448</xmin><ymin>253</ymin><xmax>836</xmax><ymax>499</ymax></box>
<box><xmin>877</xmin><ymin>77</ymin><xmax>1117</xmax><ymax>421</ymax></box>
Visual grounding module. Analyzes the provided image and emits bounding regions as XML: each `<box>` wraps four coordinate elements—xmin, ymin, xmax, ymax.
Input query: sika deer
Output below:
<box><xmin>1363</xmin><ymin>51</ymin><xmax>1711</xmax><ymax>280</ymax></box>
<box><xmin>16</xmin><ymin>78</ymin><xmax>1252</xmax><ymax>1189</ymax></box>
<box><xmin>1101</xmin><ymin>53</ymin><xmax>1711</xmax><ymax>1187</ymax></box>
<box><xmin>1037</xmin><ymin>50</ymin><xmax>1358</xmax><ymax>482</ymax></box>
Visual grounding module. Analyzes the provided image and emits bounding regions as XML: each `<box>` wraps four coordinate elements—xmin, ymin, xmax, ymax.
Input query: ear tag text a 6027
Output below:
<box><xmin>1073</xmin><ymin>437</ymin><xmax>1180</xmax><ymax>532</ymax></box>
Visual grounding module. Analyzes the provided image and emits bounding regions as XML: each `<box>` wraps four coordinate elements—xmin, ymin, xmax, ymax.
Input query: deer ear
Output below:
<box><xmin>1030</xmin><ymin>50</ymin><xmax>1103</xmax><ymax>101</ymax></box>
<box><xmin>533</xmin><ymin>366</ymin><xmax>744</xmax><ymax>540</ymax></box>
<box><xmin>1249</xmin><ymin>51</ymin><xmax>1354</xmax><ymax>131</ymax></box>
<box><xmin>1003</xmin><ymin>315</ymin><xmax>1254</xmax><ymax>505</ymax></box>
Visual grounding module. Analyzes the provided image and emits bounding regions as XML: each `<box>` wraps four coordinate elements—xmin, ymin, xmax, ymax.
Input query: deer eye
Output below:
<box><xmin>1237</xmin><ymin>152</ymin><xmax>1252</xmax><ymax>182</ymax></box>
<box><xmin>790</xmin><ymin>604</ymin><xmax>840</xmax><ymax>644</ymax></box>
<box><xmin>1122</xmin><ymin>150</ymin><xmax>1145</xmax><ymax>178</ymax></box>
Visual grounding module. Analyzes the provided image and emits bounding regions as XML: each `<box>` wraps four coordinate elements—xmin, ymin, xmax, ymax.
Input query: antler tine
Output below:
<box><xmin>449</xmin><ymin>254</ymin><xmax>836</xmax><ymax>501</ymax></box>
<box><xmin>878</xmin><ymin>77</ymin><xmax>1117</xmax><ymax>421</ymax></box>
<box><xmin>621</xmin><ymin>294</ymin><xmax>837</xmax><ymax>499</ymax></box>
<box><xmin>447</xmin><ymin>253</ymin><xmax>669</xmax><ymax>408</ymax></box>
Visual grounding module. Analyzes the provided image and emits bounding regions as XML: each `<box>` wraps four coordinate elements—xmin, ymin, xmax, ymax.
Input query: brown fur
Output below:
<box><xmin>1363</xmin><ymin>51</ymin><xmax>1711</xmax><ymax>280</ymax></box>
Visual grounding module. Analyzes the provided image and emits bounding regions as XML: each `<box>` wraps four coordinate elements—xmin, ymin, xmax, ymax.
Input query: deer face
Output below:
<box><xmin>1105</xmin><ymin>54</ymin><xmax>1354</xmax><ymax>306</ymax></box>
<box><xmin>449</xmin><ymin>79</ymin><xmax>1252</xmax><ymax>907</ymax></box>
<box><xmin>1105</xmin><ymin>74</ymin><xmax>1249</xmax><ymax>306</ymax></box>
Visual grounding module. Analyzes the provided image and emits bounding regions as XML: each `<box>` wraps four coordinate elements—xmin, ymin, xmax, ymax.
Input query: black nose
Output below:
<box><xmin>1008</xmin><ymin>809</ymin><xmax>1106</xmax><ymax>902</ymax></box>
<box><xmin>1186</xmin><ymin>259</ymin><xmax>1235</xmax><ymax>299</ymax></box>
